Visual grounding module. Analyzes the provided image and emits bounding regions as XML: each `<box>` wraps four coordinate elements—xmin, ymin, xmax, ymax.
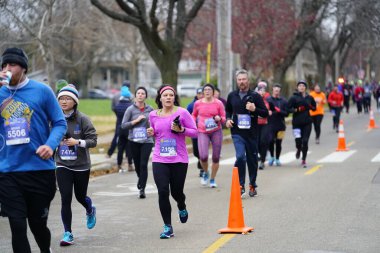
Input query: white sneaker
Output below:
<box><xmin>201</xmin><ymin>172</ymin><xmax>209</xmax><ymax>186</ymax></box>
<box><xmin>209</xmin><ymin>179</ymin><xmax>217</xmax><ymax>188</ymax></box>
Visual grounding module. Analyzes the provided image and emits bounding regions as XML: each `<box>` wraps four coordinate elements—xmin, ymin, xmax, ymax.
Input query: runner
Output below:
<box><xmin>121</xmin><ymin>86</ymin><xmax>154</xmax><ymax>199</ymax></box>
<box><xmin>354</xmin><ymin>81</ymin><xmax>364</xmax><ymax>114</ymax></box>
<box><xmin>192</xmin><ymin>83</ymin><xmax>226</xmax><ymax>187</ymax></box>
<box><xmin>147</xmin><ymin>85</ymin><xmax>197</xmax><ymax>239</ymax></box>
<box><xmin>186</xmin><ymin>87</ymin><xmax>204</xmax><ymax>177</ymax></box>
<box><xmin>115</xmin><ymin>86</ymin><xmax>134</xmax><ymax>172</ymax></box>
<box><xmin>266</xmin><ymin>84</ymin><xmax>289</xmax><ymax>166</ymax></box>
<box><xmin>0</xmin><ymin>47</ymin><xmax>67</xmax><ymax>253</ymax></box>
<box><xmin>328</xmin><ymin>84</ymin><xmax>344</xmax><ymax>133</ymax></box>
<box><xmin>256</xmin><ymin>84</ymin><xmax>273</xmax><ymax>170</ymax></box>
<box><xmin>55</xmin><ymin>84</ymin><xmax>98</xmax><ymax>246</ymax></box>
<box><xmin>309</xmin><ymin>84</ymin><xmax>326</xmax><ymax>144</ymax></box>
<box><xmin>225</xmin><ymin>69</ymin><xmax>268</xmax><ymax>198</ymax></box>
<box><xmin>288</xmin><ymin>80</ymin><xmax>316</xmax><ymax>168</ymax></box>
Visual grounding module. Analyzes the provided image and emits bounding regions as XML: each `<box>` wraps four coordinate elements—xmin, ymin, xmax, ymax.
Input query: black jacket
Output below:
<box><xmin>288</xmin><ymin>92</ymin><xmax>316</xmax><ymax>127</ymax></box>
<box><xmin>55</xmin><ymin>111</ymin><xmax>97</xmax><ymax>171</ymax></box>
<box><xmin>225</xmin><ymin>89</ymin><xmax>268</xmax><ymax>138</ymax></box>
<box><xmin>266</xmin><ymin>96</ymin><xmax>289</xmax><ymax>132</ymax></box>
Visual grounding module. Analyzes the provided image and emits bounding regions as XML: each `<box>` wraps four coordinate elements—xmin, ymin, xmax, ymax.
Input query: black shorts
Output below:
<box><xmin>0</xmin><ymin>170</ymin><xmax>56</xmax><ymax>219</ymax></box>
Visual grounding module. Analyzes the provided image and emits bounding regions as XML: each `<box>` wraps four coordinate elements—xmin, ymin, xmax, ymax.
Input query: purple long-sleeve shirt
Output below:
<box><xmin>149</xmin><ymin>107</ymin><xmax>197</xmax><ymax>163</ymax></box>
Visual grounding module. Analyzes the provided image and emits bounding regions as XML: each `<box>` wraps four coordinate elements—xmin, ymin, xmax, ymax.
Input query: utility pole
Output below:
<box><xmin>217</xmin><ymin>0</ymin><xmax>232</xmax><ymax>98</ymax></box>
<box><xmin>295</xmin><ymin>0</ymin><xmax>304</xmax><ymax>82</ymax></box>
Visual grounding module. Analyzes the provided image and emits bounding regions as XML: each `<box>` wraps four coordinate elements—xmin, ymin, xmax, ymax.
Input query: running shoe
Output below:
<box><xmin>199</xmin><ymin>169</ymin><xmax>204</xmax><ymax>178</ymax></box>
<box><xmin>301</xmin><ymin>160</ymin><xmax>307</xmax><ymax>168</ymax></box>
<box><xmin>316</xmin><ymin>138</ymin><xmax>320</xmax><ymax>144</ymax></box>
<box><xmin>86</xmin><ymin>206</ymin><xmax>96</xmax><ymax>229</ymax></box>
<box><xmin>139</xmin><ymin>189</ymin><xmax>146</xmax><ymax>199</ymax></box>
<box><xmin>60</xmin><ymin>231</ymin><xmax>74</xmax><ymax>246</ymax></box>
<box><xmin>160</xmin><ymin>224</ymin><xmax>174</xmax><ymax>239</ymax></box>
<box><xmin>259</xmin><ymin>161</ymin><xmax>265</xmax><ymax>170</ymax></box>
<box><xmin>209</xmin><ymin>179</ymin><xmax>217</xmax><ymax>188</ymax></box>
<box><xmin>240</xmin><ymin>186</ymin><xmax>246</xmax><ymax>199</ymax></box>
<box><xmin>249</xmin><ymin>185</ymin><xmax>257</xmax><ymax>197</ymax></box>
<box><xmin>178</xmin><ymin>209</ymin><xmax>188</xmax><ymax>223</ymax></box>
<box><xmin>268</xmin><ymin>157</ymin><xmax>275</xmax><ymax>166</ymax></box>
<box><xmin>201</xmin><ymin>171</ymin><xmax>209</xmax><ymax>186</ymax></box>
<box><xmin>275</xmin><ymin>159</ymin><xmax>281</xmax><ymax>166</ymax></box>
<box><xmin>128</xmin><ymin>164</ymin><xmax>135</xmax><ymax>172</ymax></box>
<box><xmin>295</xmin><ymin>149</ymin><xmax>301</xmax><ymax>159</ymax></box>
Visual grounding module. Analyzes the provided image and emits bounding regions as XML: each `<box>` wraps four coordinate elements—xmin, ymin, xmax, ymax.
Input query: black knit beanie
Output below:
<box><xmin>1</xmin><ymin>48</ymin><xmax>28</xmax><ymax>73</ymax></box>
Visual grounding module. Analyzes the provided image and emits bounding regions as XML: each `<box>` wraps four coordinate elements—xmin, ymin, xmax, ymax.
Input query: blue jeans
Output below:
<box><xmin>231</xmin><ymin>134</ymin><xmax>258</xmax><ymax>188</ymax></box>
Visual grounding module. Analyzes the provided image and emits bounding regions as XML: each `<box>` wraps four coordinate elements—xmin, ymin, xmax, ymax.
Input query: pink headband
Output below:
<box><xmin>160</xmin><ymin>86</ymin><xmax>176</xmax><ymax>95</ymax></box>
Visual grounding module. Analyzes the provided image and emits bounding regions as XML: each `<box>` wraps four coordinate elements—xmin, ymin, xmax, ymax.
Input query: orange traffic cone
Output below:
<box><xmin>368</xmin><ymin>110</ymin><xmax>378</xmax><ymax>129</ymax></box>
<box><xmin>336</xmin><ymin>120</ymin><xmax>349</xmax><ymax>151</ymax></box>
<box><xmin>218</xmin><ymin>167</ymin><xmax>254</xmax><ymax>234</ymax></box>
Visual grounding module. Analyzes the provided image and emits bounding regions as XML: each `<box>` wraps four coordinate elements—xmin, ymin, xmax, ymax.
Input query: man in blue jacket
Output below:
<box><xmin>0</xmin><ymin>47</ymin><xmax>67</xmax><ymax>253</ymax></box>
<box><xmin>225</xmin><ymin>69</ymin><xmax>268</xmax><ymax>198</ymax></box>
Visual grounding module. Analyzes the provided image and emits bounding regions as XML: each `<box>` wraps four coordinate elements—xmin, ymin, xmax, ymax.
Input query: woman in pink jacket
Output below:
<box><xmin>192</xmin><ymin>84</ymin><xmax>226</xmax><ymax>188</ymax></box>
<box><xmin>147</xmin><ymin>85</ymin><xmax>197</xmax><ymax>239</ymax></box>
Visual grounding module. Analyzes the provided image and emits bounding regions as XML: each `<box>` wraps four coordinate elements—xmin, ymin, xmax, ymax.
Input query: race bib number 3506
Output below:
<box><xmin>5</xmin><ymin>118</ymin><xmax>30</xmax><ymax>145</ymax></box>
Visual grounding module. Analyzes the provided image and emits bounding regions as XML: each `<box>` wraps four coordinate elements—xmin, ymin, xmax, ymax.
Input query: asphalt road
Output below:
<box><xmin>1</xmin><ymin>109</ymin><xmax>380</xmax><ymax>253</ymax></box>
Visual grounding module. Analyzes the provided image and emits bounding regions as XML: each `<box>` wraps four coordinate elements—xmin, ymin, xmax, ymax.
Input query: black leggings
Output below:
<box><xmin>257</xmin><ymin>124</ymin><xmax>270</xmax><ymax>163</ymax></box>
<box><xmin>56</xmin><ymin>167</ymin><xmax>92</xmax><ymax>232</ymax></box>
<box><xmin>332</xmin><ymin>107</ymin><xmax>342</xmax><ymax>129</ymax></box>
<box><xmin>129</xmin><ymin>141</ymin><xmax>153</xmax><ymax>190</ymax></box>
<box><xmin>9</xmin><ymin>216</ymin><xmax>52</xmax><ymax>253</ymax></box>
<box><xmin>117</xmin><ymin>130</ymin><xmax>133</xmax><ymax>166</ymax></box>
<box><xmin>152</xmin><ymin>162</ymin><xmax>188</xmax><ymax>225</ymax></box>
<box><xmin>269</xmin><ymin>136</ymin><xmax>283</xmax><ymax>159</ymax></box>
<box><xmin>294</xmin><ymin>124</ymin><xmax>312</xmax><ymax>161</ymax></box>
<box><xmin>0</xmin><ymin>171</ymin><xmax>56</xmax><ymax>253</ymax></box>
<box><xmin>311</xmin><ymin>114</ymin><xmax>324</xmax><ymax>139</ymax></box>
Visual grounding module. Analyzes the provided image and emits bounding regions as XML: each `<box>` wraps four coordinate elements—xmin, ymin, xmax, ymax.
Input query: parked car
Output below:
<box><xmin>177</xmin><ymin>84</ymin><xmax>200</xmax><ymax>97</ymax></box>
<box><xmin>87</xmin><ymin>89</ymin><xmax>111</xmax><ymax>99</ymax></box>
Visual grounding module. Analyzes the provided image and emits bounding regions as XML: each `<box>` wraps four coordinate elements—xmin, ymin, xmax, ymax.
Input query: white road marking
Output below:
<box><xmin>317</xmin><ymin>150</ymin><xmax>357</xmax><ymax>163</ymax></box>
<box><xmin>371</xmin><ymin>152</ymin><xmax>380</xmax><ymax>162</ymax></box>
<box><xmin>93</xmin><ymin>183</ymin><xmax>157</xmax><ymax>197</ymax></box>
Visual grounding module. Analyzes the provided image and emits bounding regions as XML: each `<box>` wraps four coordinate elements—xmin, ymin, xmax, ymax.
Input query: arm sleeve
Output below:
<box><xmin>225</xmin><ymin>93</ymin><xmax>233</xmax><ymax>120</ymax></box>
<box><xmin>81</xmin><ymin>115</ymin><xmax>97</xmax><ymax>148</ymax></box>
<box><xmin>121</xmin><ymin>106</ymin><xmax>134</xmax><ymax>129</ymax></box>
<box><xmin>218</xmin><ymin>100</ymin><xmax>226</xmax><ymax>124</ymax></box>
<box><xmin>44</xmin><ymin>87</ymin><xmax>67</xmax><ymax>150</ymax></box>
<box><xmin>253</xmin><ymin>93</ymin><xmax>269</xmax><ymax>118</ymax></box>
<box><xmin>287</xmin><ymin>96</ymin><xmax>296</xmax><ymax>113</ymax></box>
<box><xmin>180</xmin><ymin>109</ymin><xmax>198</xmax><ymax>138</ymax></box>
<box><xmin>192</xmin><ymin>101</ymin><xmax>198</xmax><ymax>123</ymax></box>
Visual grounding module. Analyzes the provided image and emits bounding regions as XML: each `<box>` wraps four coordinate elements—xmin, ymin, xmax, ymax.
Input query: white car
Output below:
<box><xmin>177</xmin><ymin>84</ymin><xmax>200</xmax><ymax>97</ymax></box>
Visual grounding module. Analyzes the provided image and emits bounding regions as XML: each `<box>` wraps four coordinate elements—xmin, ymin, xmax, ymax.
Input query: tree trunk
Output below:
<box><xmin>157</xmin><ymin>57</ymin><xmax>179</xmax><ymax>87</ymax></box>
<box><xmin>273</xmin><ymin>65</ymin><xmax>290</xmax><ymax>96</ymax></box>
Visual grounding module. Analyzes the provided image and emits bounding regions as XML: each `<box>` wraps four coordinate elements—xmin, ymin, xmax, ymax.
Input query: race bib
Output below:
<box><xmin>132</xmin><ymin>127</ymin><xmax>147</xmax><ymax>141</ymax></box>
<box><xmin>58</xmin><ymin>144</ymin><xmax>78</xmax><ymax>160</ymax></box>
<box><xmin>344</xmin><ymin>89</ymin><xmax>349</xmax><ymax>96</ymax></box>
<box><xmin>293</xmin><ymin>128</ymin><xmax>301</xmax><ymax>138</ymax></box>
<box><xmin>205</xmin><ymin>118</ymin><xmax>218</xmax><ymax>132</ymax></box>
<box><xmin>5</xmin><ymin>118</ymin><xmax>30</xmax><ymax>145</ymax></box>
<box><xmin>159</xmin><ymin>138</ymin><xmax>177</xmax><ymax>157</ymax></box>
<box><xmin>237</xmin><ymin>114</ymin><xmax>251</xmax><ymax>129</ymax></box>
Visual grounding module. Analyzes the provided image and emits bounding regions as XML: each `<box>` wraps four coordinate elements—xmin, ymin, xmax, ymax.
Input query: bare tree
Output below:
<box><xmin>91</xmin><ymin>0</ymin><xmax>206</xmax><ymax>88</ymax></box>
<box><xmin>272</xmin><ymin>0</ymin><xmax>330</xmax><ymax>86</ymax></box>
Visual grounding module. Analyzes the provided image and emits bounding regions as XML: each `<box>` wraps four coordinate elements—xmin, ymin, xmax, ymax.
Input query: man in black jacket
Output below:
<box><xmin>225</xmin><ymin>69</ymin><xmax>268</xmax><ymax>198</ymax></box>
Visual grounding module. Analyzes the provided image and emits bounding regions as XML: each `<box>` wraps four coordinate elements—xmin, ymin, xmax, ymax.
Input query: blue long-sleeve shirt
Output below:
<box><xmin>0</xmin><ymin>79</ymin><xmax>67</xmax><ymax>172</ymax></box>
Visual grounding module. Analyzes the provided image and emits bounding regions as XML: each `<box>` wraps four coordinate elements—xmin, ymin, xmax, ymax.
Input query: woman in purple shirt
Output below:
<box><xmin>147</xmin><ymin>85</ymin><xmax>197</xmax><ymax>239</ymax></box>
